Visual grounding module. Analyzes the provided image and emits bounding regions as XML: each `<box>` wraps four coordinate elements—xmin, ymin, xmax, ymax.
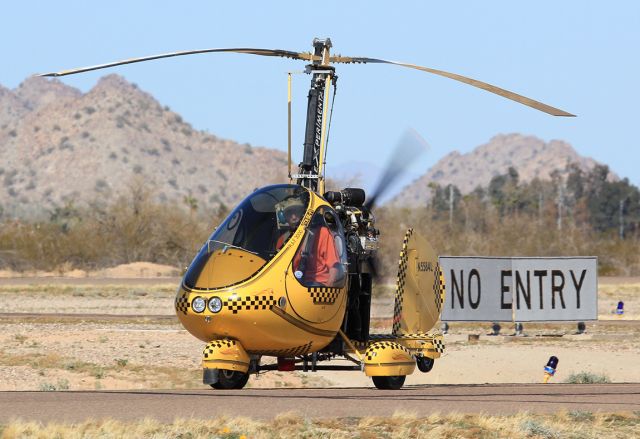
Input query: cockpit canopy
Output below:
<box><xmin>184</xmin><ymin>184</ymin><xmax>310</xmax><ymax>290</ymax></box>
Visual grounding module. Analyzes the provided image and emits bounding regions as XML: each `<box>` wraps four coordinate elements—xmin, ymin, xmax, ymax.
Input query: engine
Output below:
<box><xmin>323</xmin><ymin>188</ymin><xmax>379</xmax><ymax>342</ymax></box>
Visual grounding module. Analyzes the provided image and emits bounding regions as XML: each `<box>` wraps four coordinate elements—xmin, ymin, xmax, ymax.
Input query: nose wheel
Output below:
<box><xmin>210</xmin><ymin>370</ymin><xmax>250</xmax><ymax>390</ymax></box>
<box><xmin>372</xmin><ymin>375</ymin><xmax>406</xmax><ymax>390</ymax></box>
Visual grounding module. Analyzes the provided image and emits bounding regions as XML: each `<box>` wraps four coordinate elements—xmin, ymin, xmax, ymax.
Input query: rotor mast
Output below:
<box><xmin>297</xmin><ymin>38</ymin><xmax>336</xmax><ymax>194</ymax></box>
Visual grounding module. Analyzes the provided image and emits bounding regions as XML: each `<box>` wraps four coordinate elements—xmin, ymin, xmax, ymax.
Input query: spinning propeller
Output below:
<box><xmin>364</xmin><ymin>128</ymin><xmax>430</xmax><ymax>211</ymax></box>
<box><xmin>361</xmin><ymin>128</ymin><xmax>430</xmax><ymax>280</ymax></box>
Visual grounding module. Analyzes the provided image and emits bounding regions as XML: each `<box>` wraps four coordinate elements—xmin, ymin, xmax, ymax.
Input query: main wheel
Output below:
<box><xmin>372</xmin><ymin>375</ymin><xmax>406</xmax><ymax>390</ymax></box>
<box><xmin>210</xmin><ymin>370</ymin><xmax>250</xmax><ymax>390</ymax></box>
<box><xmin>417</xmin><ymin>356</ymin><xmax>435</xmax><ymax>373</ymax></box>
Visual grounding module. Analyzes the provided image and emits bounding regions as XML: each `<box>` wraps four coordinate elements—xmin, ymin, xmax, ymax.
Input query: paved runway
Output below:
<box><xmin>1</xmin><ymin>384</ymin><xmax>639</xmax><ymax>422</ymax></box>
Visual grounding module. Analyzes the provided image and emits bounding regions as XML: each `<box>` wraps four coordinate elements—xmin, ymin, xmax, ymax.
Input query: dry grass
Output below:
<box><xmin>599</xmin><ymin>283</ymin><xmax>640</xmax><ymax>298</ymax></box>
<box><xmin>0</xmin><ymin>350</ymin><xmax>201</xmax><ymax>390</ymax></box>
<box><xmin>2</xmin><ymin>411</ymin><xmax>640</xmax><ymax>438</ymax></box>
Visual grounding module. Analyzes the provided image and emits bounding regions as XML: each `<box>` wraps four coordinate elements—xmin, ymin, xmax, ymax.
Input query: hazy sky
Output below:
<box><xmin>2</xmin><ymin>2</ymin><xmax>638</xmax><ymax>187</ymax></box>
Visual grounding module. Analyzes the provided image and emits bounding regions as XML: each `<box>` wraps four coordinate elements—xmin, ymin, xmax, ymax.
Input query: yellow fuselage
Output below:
<box><xmin>175</xmin><ymin>190</ymin><xmax>347</xmax><ymax>356</ymax></box>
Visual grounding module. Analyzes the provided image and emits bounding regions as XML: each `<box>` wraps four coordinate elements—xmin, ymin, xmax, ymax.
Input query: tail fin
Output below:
<box><xmin>392</xmin><ymin>228</ymin><xmax>445</xmax><ymax>335</ymax></box>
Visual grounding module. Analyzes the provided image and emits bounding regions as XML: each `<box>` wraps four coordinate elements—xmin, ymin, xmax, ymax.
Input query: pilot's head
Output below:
<box><xmin>283</xmin><ymin>202</ymin><xmax>305</xmax><ymax>229</ymax></box>
<box><xmin>284</xmin><ymin>200</ymin><xmax>305</xmax><ymax>229</ymax></box>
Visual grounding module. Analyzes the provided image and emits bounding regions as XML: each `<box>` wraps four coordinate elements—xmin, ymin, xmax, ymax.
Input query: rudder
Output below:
<box><xmin>392</xmin><ymin>228</ymin><xmax>445</xmax><ymax>335</ymax></box>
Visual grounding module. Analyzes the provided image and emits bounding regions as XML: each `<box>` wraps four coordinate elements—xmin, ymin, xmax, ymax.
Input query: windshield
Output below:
<box><xmin>184</xmin><ymin>184</ymin><xmax>310</xmax><ymax>289</ymax></box>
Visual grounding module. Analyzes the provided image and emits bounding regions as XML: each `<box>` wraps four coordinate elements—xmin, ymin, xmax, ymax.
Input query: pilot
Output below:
<box><xmin>276</xmin><ymin>199</ymin><xmax>305</xmax><ymax>249</ymax></box>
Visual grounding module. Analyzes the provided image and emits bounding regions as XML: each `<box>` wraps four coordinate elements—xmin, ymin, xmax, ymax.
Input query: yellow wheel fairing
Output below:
<box><xmin>368</xmin><ymin>333</ymin><xmax>446</xmax><ymax>359</ymax></box>
<box><xmin>203</xmin><ymin>339</ymin><xmax>250</xmax><ymax>373</ymax></box>
<box><xmin>175</xmin><ymin>189</ymin><xmax>346</xmax><ymax>355</ymax></box>
<box><xmin>347</xmin><ymin>332</ymin><xmax>445</xmax><ymax>364</ymax></box>
<box><xmin>363</xmin><ymin>341</ymin><xmax>416</xmax><ymax>377</ymax></box>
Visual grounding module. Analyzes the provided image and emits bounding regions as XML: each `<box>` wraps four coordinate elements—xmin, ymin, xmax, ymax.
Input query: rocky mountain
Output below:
<box><xmin>393</xmin><ymin>133</ymin><xmax>606</xmax><ymax>206</ymax></box>
<box><xmin>0</xmin><ymin>75</ymin><xmax>287</xmax><ymax>218</ymax></box>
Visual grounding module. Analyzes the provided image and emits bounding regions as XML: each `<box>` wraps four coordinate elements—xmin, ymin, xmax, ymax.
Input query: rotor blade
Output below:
<box><xmin>38</xmin><ymin>48</ymin><xmax>318</xmax><ymax>77</ymax></box>
<box><xmin>364</xmin><ymin>128</ymin><xmax>430</xmax><ymax>211</ymax></box>
<box><xmin>330</xmin><ymin>55</ymin><xmax>575</xmax><ymax>117</ymax></box>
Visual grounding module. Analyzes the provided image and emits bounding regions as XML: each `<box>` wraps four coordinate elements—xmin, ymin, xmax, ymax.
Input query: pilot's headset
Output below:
<box><xmin>276</xmin><ymin>198</ymin><xmax>305</xmax><ymax>229</ymax></box>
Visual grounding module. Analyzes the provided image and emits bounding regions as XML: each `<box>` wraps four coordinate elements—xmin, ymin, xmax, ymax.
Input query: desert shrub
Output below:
<box><xmin>94</xmin><ymin>179</ymin><xmax>108</xmax><ymax>192</ymax></box>
<box><xmin>39</xmin><ymin>379</ymin><xmax>69</xmax><ymax>391</ymax></box>
<box><xmin>564</xmin><ymin>372</ymin><xmax>610</xmax><ymax>384</ymax></box>
<box><xmin>39</xmin><ymin>382</ymin><xmax>57</xmax><ymax>391</ymax></box>
<box><xmin>0</xmin><ymin>178</ymin><xmax>218</xmax><ymax>271</ymax></box>
<box><xmin>520</xmin><ymin>419</ymin><xmax>558</xmax><ymax>438</ymax></box>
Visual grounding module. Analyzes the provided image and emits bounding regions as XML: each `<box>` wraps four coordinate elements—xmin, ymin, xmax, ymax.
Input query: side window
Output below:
<box><xmin>293</xmin><ymin>206</ymin><xmax>347</xmax><ymax>288</ymax></box>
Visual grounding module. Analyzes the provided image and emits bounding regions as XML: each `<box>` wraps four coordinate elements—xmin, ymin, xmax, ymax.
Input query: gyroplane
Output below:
<box><xmin>40</xmin><ymin>38</ymin><xmax>573</xmax><ymax>390</ymax></box>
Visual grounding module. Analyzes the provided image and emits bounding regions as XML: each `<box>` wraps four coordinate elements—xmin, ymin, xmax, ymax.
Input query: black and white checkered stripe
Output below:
<box><xmin>433</xmin><ymin>263</ymin><xmax>445</xmax><ymax>313</ymax></box>
<box><xmin>370</xmin><ymin>332</ymin><xmax>432</xmax><ymax>340</ymax></box>
<box><xmin>175</xmin><ymin>291</ymin><xmax>190</xmax><ymax>315</ymax></box>
<box><xmin>392</xmin><ymin>228</ymin><xmax>413</xmax><ymax>335</ymax></box>
<box><xmin>308</xmin><ymin>287</ymin><xmax>341</xmax><ymax>304</ymax></box>
<box><xmin>203</xmin><ymin>339</ymin><xmax>236</xmax><ymax>359</ymax></box>
<box><xmin>365</xmin><ymin>341</ymin><xmax>412</xmax><ymax>361</ymax></box>
<box><xmin>432</xmin><ymin>338</ymin><xmax>445</xmax><ymax>353</ymax></box>
<box><xmin>224</xmin><ymin>294</ymin><xmax>277</xmax><ymax>314</ymax></box>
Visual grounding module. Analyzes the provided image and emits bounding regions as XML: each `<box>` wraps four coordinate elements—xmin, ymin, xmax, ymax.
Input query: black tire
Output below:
<box><xmin>417</xmin><ymin>356</ymin><xmax>435</xmax><ymax>373</ymax></box>
<box><xmin>372</xmin><ymin>375</ymin><xmax>406</xmax><ymax>390</ymax></box>
<box><xmin>210</xmin><ymin>370</ymin><xmax>250</xmax><ymax>390</ymax></box>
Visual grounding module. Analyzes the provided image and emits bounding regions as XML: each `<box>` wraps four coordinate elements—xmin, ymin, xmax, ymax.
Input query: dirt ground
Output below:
<box><xmin>0</xmin><ymin>262</ymin><xmax>180</xmax><ymax>280</ymax></box>
<box><xmin>0</xmin><ymin>268</ymin><xmax>638</xmax><ymax>391</ymax></box>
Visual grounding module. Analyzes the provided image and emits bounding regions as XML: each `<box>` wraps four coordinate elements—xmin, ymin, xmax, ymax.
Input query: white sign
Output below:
<box><xmin>440</xmin><ymin>257</ymin><xmax>597</xmax><ymax>322</ymax></box>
